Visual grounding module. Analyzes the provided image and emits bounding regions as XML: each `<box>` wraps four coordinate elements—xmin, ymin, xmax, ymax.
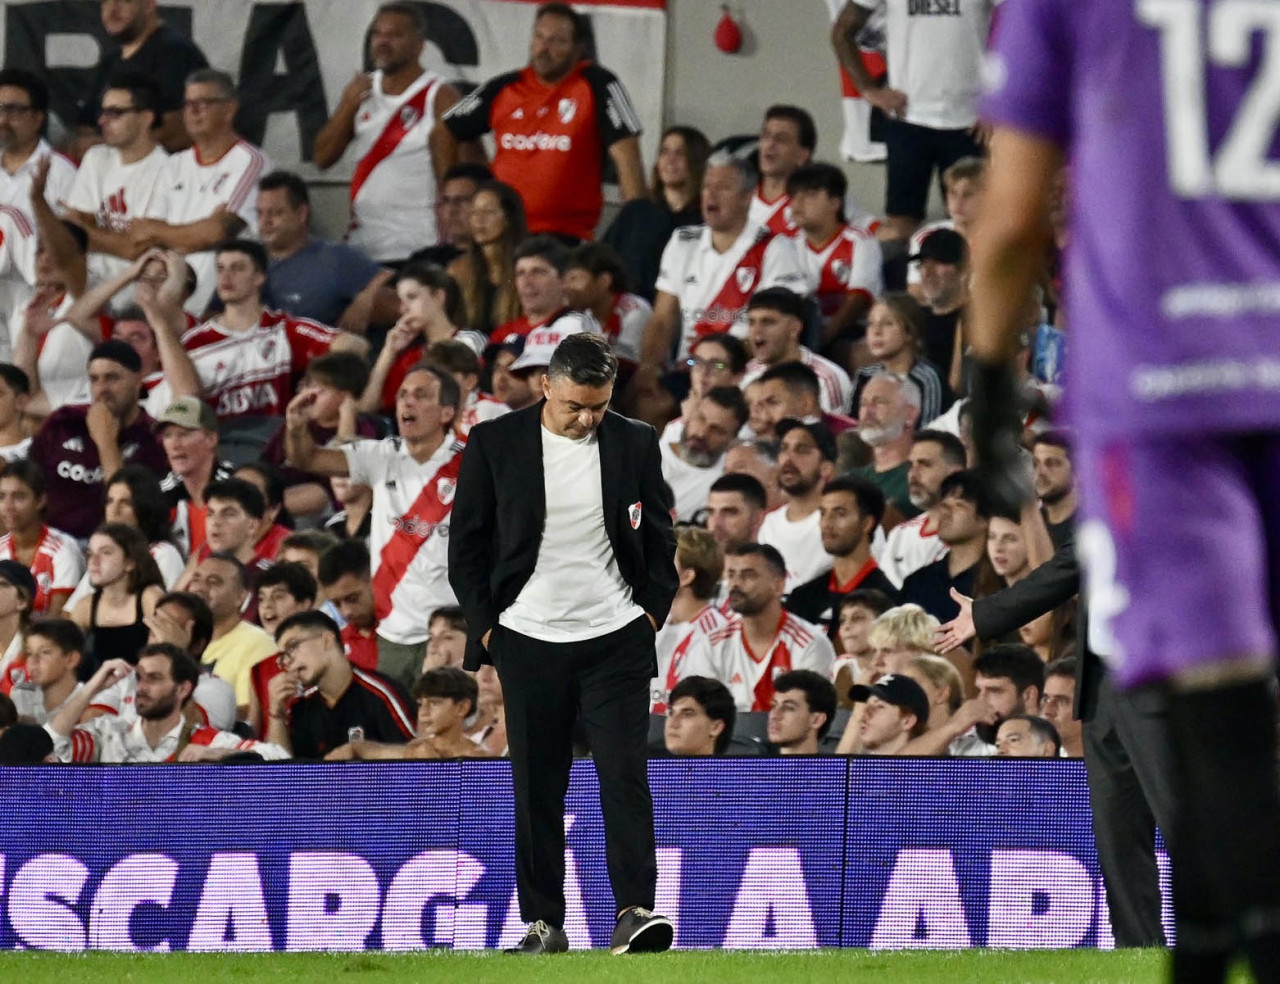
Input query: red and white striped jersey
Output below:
<box><xmin>879</xmin><ymin>511</ymin><xmax>949</xmax><ymax>589</ymax></box>
<box><xmin>52</xmin><ymin>714</ymin><xmax>288</xmax><ymax>764</ymax></box>
<box><xmin>681</xmin><ymin>609</ymin><xmax>835</xmax><ymax>711</ymax></box>
<box><xmin>342</xmin><ymin>435</ymin><xmax>465</xmax><ymax>645</ymax></box>
<box><xmin>743</xmin><ymin>345</ymin><xmax>854</xmax><ymax>414</ymax></box>
<box><xmin>146</xmin><ymin>138</ymin><xmax>270</xmax><ymax>314</ymax></box>
<box><xmin>347</xmin><ymin>70</ymin><xmax>443</xmax><ymax>262</ymax></box>
<box><xmin>457</xmin><ymin>390</ymin><xmax>509</xmax><ymax>436</ymax></box>
<box><xmin>182</xmin><ymin>308</ymin><xmax>338</xmax><ymax>421</ymax></box>
<box><xmin>0</xmin><ymin>526</ymin><xmax>84</xmax><ymax>615</ymax></box>
<box><xmin>651</xmin><ymin>603</ymin><xmax>730</xmax><ymax>713</ymax></box>
<box><xmin>799</xmin><ymin>224</ymin><xmax>883</xmax><ymax>318</ymax></box>
<box><xmin>602</xmin><ymin>291</ymin><xmax>651</xmax><ymax>365</ymax></box>
<box><xmin>750</xmin><ymin>190</ymin><xmax>797</xmax><ymax>237</ymax></box>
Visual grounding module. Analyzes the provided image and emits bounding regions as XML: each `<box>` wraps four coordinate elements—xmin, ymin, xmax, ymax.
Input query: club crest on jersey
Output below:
<box><xmin>258</xmin><ymin>337</ymin><xmax>277</xmax><ymax>361</ymax></box>
<box><xmin>558</xmin><ymin>98</ymin><xmax>577</xmax><ymax>124</ymax></box>
<box><xmin>629</xmin><ymin>501</ymin><xmax>642</xmax><ymax>530</ymax></box>
<box><xmin>736</xmin><ymin>267</ymin><xmax>758</xmax><ymax>293</ymax></box>
<box><xmin>400</xmin><ymin>105</ymin><xmax>419</xmax><ymax>128</ymax></box>
<box><xmin>437</xmin><ymin>478</ymin><xmax>456</xmax><ymax>505</ymax></box>
<box><xmin>347</xmin><ymin>726</ymin><xmax>365</xmax><ymax>742</ymax></box>
<box><xmin>832</xmin><ymin>260</ymin><xmax>850</xmax><ymax>283</ymax></box>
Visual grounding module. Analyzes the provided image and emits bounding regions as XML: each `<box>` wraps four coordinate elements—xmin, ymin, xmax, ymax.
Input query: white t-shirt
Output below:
<box><xmin>659</xmin><ymin>438</ymin><xmax>724</xmax><ymax>523</ymax></box>
<box><xmin>0</xmin><ymin>140</ymin><xmax>75</xmax><ymax>218</ymax></box>
<box><xmin>346</xmin><ymin>70</ymin><xmax>443</xmax><ymax>262</ymax></box>
<box><xmin>757</xmin><ymin>504</ymin><xmax>832</xmax><ymax>592</ymax></box>
<box><xmin>655</xmin><ymin>221</ymin><xmax>813</xmax><ymax>361</ymax></box>
<box><xmin>853</xmin><ymin>0</ymin><xmax>1002</xmax><ymax>129</ymax></box>
<box><xmin>0</xmin><ymin>437</ymin><xmax>30</xmax><ymax>462</ymax></box>
<box><xmin>343</xmin><ymin>435</ymin><xmax>464</xmax><ymax>645</ymax></box>
<box><xmin>35</xmin><ymin>303</ymin><xmax>92</xmax><ymax>411</ymax></box>
<box><xmin>681</xmin><ymin>610</ymin><xmax>835</xmax><ymax>711</ymax></box>
<box><xmin>65</xmin><ymin>143</ymin><xmax>170</xmax><ymax>289</ymax></box>
<box><xmin>0</xmin><ymin>204</ymin><xmax>38</xmax><ymax>362</ymax></box>
<box><xmin>500</xmin><ymin>427</ymin><xmax>643</xmax><ymax>642</ymax></box>
<box><xmin>146</xmin><ymin>139</ymin><xmax>270</xmax><ymax>314</ymax></box>
<box><xmin>879</xmin><ymin>511</ymin><xmax>949</xmax><ymax>588</ymax></box>
<box><xmin>742</xmin><ymin>346</ymin><xmax>854</xmax><ymax>414</ymax></box>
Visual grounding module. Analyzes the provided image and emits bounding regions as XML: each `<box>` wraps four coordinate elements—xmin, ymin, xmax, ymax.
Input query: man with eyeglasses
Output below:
<box><xmin>0</xmin><ymin>70</ymin><xmax>75</xmax><ymax>219</ymax></box>
<box><xmin>73</xmin><ymin>0</ymin><xmax>208</xmax><ymax>156</ymax></box>
<box><xmin>1039</xmin><ymin>656</ymin><xmax>1081</xmax><ymax>758</ymax></box>
<box><xmin>266</xmin><ymin>610</ymin><xmax>414</xmax><ymax>760</ymax></box>
<box><xmin>65</xmin><ymin>73</ymin><xmax>170</xmax><ymax>290</ymax></box>
<box><xmin>131</xmin><ymin>68</ymin><xmax>270</xmax><ymax>315</ymax></box>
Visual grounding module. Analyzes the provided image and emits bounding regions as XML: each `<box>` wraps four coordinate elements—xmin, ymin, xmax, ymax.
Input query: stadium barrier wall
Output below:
<box><xmin>0</xmin><ymin>759</ymin><xmax>1171</xmax><ymax>951</ymax></box>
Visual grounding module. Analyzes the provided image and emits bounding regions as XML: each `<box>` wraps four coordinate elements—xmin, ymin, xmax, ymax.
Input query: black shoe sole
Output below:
<box><xmin>611</xmin><ymin>918</ymin><xmax>674</xmax><ymax>954</ymax></box>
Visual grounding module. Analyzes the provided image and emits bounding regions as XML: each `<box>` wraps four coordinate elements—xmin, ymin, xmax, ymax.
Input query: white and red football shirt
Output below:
<box><xmin>602</xmin><ymin>291</ymin><xmax>650</xmax><ymax>366</ymax></box>
<box><xmin>742</xmin><ymin>345</ymin><xmax>853</xmax><ymax>415</ymax></box>
<box><xmin>681</xmin><ymin>609</ymin><xmax>835</xmax><ymax>712</ymax></box>
<box><xmin>347</xmin><ymin>70</ymin><xmax>443</xmax><ymax>262</ymax></box>
<box><xmin>878</xmin><ymin>511</ymin><xmax>949</xmax><ymax>589</ymax></box>
<box><xmin>799</xmin><ymin>224</ymin><xmax>884</xmax><ymax>319</ymax></box>
<box><xmin>342</xmin><ymin>434</ymin><xmax>465</xmax><ymax>645</ymax></box>
<box><xmin>651</xmin><ymin>603</ymin><xmax>730</xmax><ymax>713</ymax></box>
<box><xmin>146</xmin><ymin>138</ymin><xmax>270</xmax><ymax>314</ymax></box>
<box><xmin>654</xmin><ymin>220</ymin><xmax>813</xmax><ymax>361</ymax></box>
<box><xmin>0</xmin><ymin>140</ymin><xmax>76</xmax><ymax>219</ymax></box>
<box><xmin>0</xmin><ymin>203</ymin><xmax>38</xmax><ymax>362</ymax></box>
<box><xmin>750</xmin><ymin>189</ymin><xmax>797</xmax><ymax>237</ymax></box>
<box><xmin>66</xmin><ymin>143</ymin><xmax>169</xmax><ymax>286</ymax></box>
<box><xmin>182</xmin><ymin>308</ymin><xmax>338</xmax><ymax>421</ymax></box>
<box><xmin>457</xmin><ymin>390</ymin><xmax>509</xmax><ymax>436</ymax></box>
<box><xmin>0</xmin><ymin>525</ymin><xmax>85</xmax><ymax>615</ymax></box>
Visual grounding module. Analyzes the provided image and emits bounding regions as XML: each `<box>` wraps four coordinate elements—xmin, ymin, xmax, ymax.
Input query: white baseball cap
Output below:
<box><xmin>508</xmin><ymin>311</ymin><xmax>601</xmax><ymax>373</ymax></box>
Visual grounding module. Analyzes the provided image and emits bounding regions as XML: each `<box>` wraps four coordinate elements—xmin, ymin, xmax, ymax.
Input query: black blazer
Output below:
<box><xmin>448</xmin><ymin>402</ymin><xmax>678</xmax><ymax>669</ymax></box>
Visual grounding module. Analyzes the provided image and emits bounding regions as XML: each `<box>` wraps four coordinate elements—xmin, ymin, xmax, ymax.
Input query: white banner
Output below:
<box><xmin>2</xmin><ymin>0</ymin><xmax>667</xmax><ymax>181</ymax></box>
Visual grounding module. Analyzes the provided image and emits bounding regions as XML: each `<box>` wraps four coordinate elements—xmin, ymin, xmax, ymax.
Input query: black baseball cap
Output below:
<box><xmin>908</xmin><ymin>228</ymin><xmax>968</xmax><ymax>266</ymax></box>
<box><xmin>776</xmin><ymin>417</ymin><xmax>837</xmax><ymax>462</ymax></box>
<box><xmin>0</xmin><ymin>559</ymin><xmax>36</xmax><ymax>602</ymax></box>
<box><xmin>849</xmin><ymin>674</ymin><xmax>930</xmax><ymax>724</ymax></box>
<box><xmin>88</xmin><ymin>339</ymin><xmax>143</xmax><ymax>373</ymax></box>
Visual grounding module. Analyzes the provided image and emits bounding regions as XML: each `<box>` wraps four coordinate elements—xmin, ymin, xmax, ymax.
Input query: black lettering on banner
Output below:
<box><xmin>235</xmin><ymin>3</ymin><xmax>327</xmax><ymax>159</ymax></box>
<box><xmin>4</xmin><ymin>3</ymin><xmax>193</xmax><ymax>132</ymax></box>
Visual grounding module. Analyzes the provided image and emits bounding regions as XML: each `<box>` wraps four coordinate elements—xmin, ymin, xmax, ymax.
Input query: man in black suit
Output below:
<box><xmin>449</xmin><ymin>333</ymin><xmax>678</xmax><ymax>955</ymax></box>
<box><xmin>935</xmin><ymin>530</ymin><xmax>1176</xmax><ymax>948</ymax></box>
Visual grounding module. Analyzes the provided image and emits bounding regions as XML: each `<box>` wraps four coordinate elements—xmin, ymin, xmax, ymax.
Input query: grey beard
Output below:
<box><xmin>678</xmin><ymin>442</ymin><xmax>719</xmax><ymax>468</ymax></box>
<box><xmin>858</xmin><ymin>419</ymin><xmax>904</xmax><ymax>448</ymax></box>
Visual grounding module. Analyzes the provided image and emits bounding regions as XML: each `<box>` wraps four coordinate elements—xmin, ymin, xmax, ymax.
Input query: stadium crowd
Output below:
<box><xmin>0</xmin><ymin>0</ymin><xmax>1078</xmax><ymax>769</ymax></box>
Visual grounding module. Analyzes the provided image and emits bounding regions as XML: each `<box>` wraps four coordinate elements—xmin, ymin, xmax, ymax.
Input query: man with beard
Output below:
<box><xmin>73</xmin><ymin>0</ymin><xmax>208</xmax><ymax>154</ymax></box>
<box><xmin>0</xmin><ymin>71</ymin><xmax>76</xmax><ymax>216</ymax></box>
<box><xmin>660</xmin><ymin>386</ymin><xmax>746</xmax><ymax>522</ymax></box>
<box><xmin>786</xmin><ymin>475</ymin><xmax>896</xmax><ymax>641</ymax></box>
<box><xmin>752</xmin><ymin>362</ymin><xmax>856</xmax><ymax>440</ymax></box>
<box><xmin>758</xmin><ymin>420</ymin><xmax>838</xmax><ymax>592</ymax></box>
<box><xmin>28</xmin><ymin>339</ymin><xmax>168</xmax><ymax>540</ymax></box>
<box><xmin>45</xmin><ymin>644</ymin><xmax>288</xmax><ymax>762</ymax></box>
<box><xmin>880</xmin><ymin>430</ymin><xmax>966</xmax><ymax>588</ymax></box>
<box><xmin>313</xmin><ymin>4</ymin><xmax>474</xmax><ymax>265</ymax></box>
<box><xmin>704</xmin><ymin>473</ymin><xmax>769</xmax><ymax>555</ymax></box>
<box><xmin>853</xmin><ymin>372</ymin><xmax>921</xmax><ymax>522</ymax></box>
<box><xmin>267</xmin><ymin>610</ymin><xmax>415</xmax><ymax>760</ymax></box>
<box><xmin>683</xmin><ymin>543</ymin><xmax>834</xmax><ymax>712</ymax></box>
<box><xmin>1031</xmin><ymin>431</ymin><xmax>1076</xmax><ymax>550</ymax></box>
<box><xmin>970</xmin><ymin>644</ymin><xmax>1045</xmax><ymax>749</ymax></box>
<box><xmin>900</xmin><ymin>470</ymin><xmax>989</xmax><ymax>622</ymax></box>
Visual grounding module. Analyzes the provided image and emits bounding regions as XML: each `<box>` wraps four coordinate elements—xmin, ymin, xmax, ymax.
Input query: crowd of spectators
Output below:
<box><xmin>0</xmin><ymin>0</ymin><xmax>1075</xmax><ymax>765</ymax></box>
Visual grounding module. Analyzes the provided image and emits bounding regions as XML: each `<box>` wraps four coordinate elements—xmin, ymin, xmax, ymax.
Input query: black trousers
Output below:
<box><xmin>1083</xmin><ymin>675</ymin><xmax>1178</xmax><ymax>947</ymax></box>
<box><xmin>491</xmin><ymin>614</ymin><xmax>657</xmax><ymax>929</ymax></box>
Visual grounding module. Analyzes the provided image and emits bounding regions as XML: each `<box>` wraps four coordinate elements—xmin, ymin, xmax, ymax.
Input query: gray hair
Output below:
<box><xmin>867</xmin><ymin>370</ymin><xmax>922</xmax><ymax>411</ymax></box>
<box><xmin>547</xmin><ymin>333</ymin><xmax>618</xmax><ymax>388</ymax></box>
<box><xmin>185</xmin><ymin>68</ymin><xmax>236</xmax><ymax>100</ymax></box>
<box><xmin>705</xmin><ymin>150</ymin><xmax>757</xmax><ymax>194</ymax></box>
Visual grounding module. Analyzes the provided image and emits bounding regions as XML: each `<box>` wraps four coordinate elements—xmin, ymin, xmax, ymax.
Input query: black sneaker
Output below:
<box><xmin>505</xmin><ymin>920</ymin><xmax>569</xmax><ymax>954</ymax></box>
<box><xmin>610</xmin><ymin>907</ymin><xmax>674</xmax><ymax>954</ymax></box>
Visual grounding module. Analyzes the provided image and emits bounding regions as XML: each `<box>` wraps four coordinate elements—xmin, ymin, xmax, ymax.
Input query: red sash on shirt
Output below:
<box><xmin>690</xmin><ymin>232</ymin><xmax>775</xmax><ymax>339</ymax></box>
<box><xmin>746</xmin><ymin>611</ymin><xmax>792</xmax><ymax>712</ymax></box>
<box><xmin>349</xmin><ymin>81</ymin><xmax>434</xmax><ymax>204</ymax></box>
<box><xmin>371</xmin><ymin>448</ymin><xmax>463</xmax><ymax>622</ymax></box>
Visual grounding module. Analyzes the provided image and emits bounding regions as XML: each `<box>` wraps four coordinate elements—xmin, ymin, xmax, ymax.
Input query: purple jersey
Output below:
<box><xmin>983</xmin><ymin>0</ymin><xmax>1280</xmax><ymax>441</ymax></box>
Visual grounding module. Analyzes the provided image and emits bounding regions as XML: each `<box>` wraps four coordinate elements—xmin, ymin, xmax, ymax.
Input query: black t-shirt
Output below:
<box><xmin>921</xmin><ymin>307</ymin><xmax>961</xmax><ymax>379</ymax></box>
<box><xmin>1043</xmin><ymin>508</ymin><xmax>1075</xmax><ymax>553</ymax></box>
<box><xmin>287</xmin><ymin>669</ymin><xmax>415</xmax><ymax>760</ymax></box>
<box><xmin>900</xmin><ymin>557</ymin><xmax>978</xmax><ymax>623</ymax></box>
<box><xmin>602</xmin><ymin>198</ymin><xmax>702</xmax><ymax>303</ymax></box>
<box><xmin>77</xmin><ymin>23</ymin><xmax>209</xmax><ymax>125</ymax></box>
<box><xmin>786</xmin><ymin>560</ymin><xmax>899</xmax><ymax>642</ymax></box>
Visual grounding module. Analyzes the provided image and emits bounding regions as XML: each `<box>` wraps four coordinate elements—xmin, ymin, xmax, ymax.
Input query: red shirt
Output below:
<box><xmin>342</xmin><ymin>624</ymin><xmax>380</xmax><ymax>673</ymax></box>
<box><xmin>443</xmin><ymin>61</ymin><xmax>642</xmax><ymax>240</ymax></box>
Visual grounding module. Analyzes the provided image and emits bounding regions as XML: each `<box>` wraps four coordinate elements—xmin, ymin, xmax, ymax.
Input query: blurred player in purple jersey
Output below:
<box><xmin>971</xmin><ymin>1</ymin><xmax>1280</xmax><ymax>981</ymax></box>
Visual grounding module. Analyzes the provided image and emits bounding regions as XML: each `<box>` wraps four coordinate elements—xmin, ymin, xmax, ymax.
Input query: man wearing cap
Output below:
<box><xmin>28</xmin><ymin>339</ymin><xmax>168</xmax><ymax>540</ymax></box>
<box><xmin>911</xmin><ymin>229</ymin><xmax>968</xmax><ymax>383</ymax></box>
<box><xmin>504</xmin><ymin>309</ymin><xmax>600</xmax><ymax>391</ymax></box>
<box><xmin>758</xmin><ymin>418</ymin><xmax>838</xmax><ymax>592</ymax></box>
<box><xmin>155</xmin><ymin>397</ymin><xmax>235</xmax><ymax>557</ymax></box>
<box><xmin>740</xmin><ymin>288</ymin><xmax>852</xmax><ymax>414</ymax></box>
<box><xmin>850</xmin><ymin>673</ymin><xmax>930</xmax><ymax>756</ymax></box>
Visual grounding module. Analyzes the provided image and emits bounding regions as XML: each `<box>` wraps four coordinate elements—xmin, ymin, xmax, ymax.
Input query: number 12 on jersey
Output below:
<box><xmin>1139</xmin><ymin>0</ymin><xmax>1280</xmax><ymax>199</ymax></box>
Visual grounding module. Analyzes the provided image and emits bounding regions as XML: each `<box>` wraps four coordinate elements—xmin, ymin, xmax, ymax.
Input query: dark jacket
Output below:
<box><xmin>448</xmin><ymin>402</ymin><xmax>678</xmax><ymax>669</ymax></box>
